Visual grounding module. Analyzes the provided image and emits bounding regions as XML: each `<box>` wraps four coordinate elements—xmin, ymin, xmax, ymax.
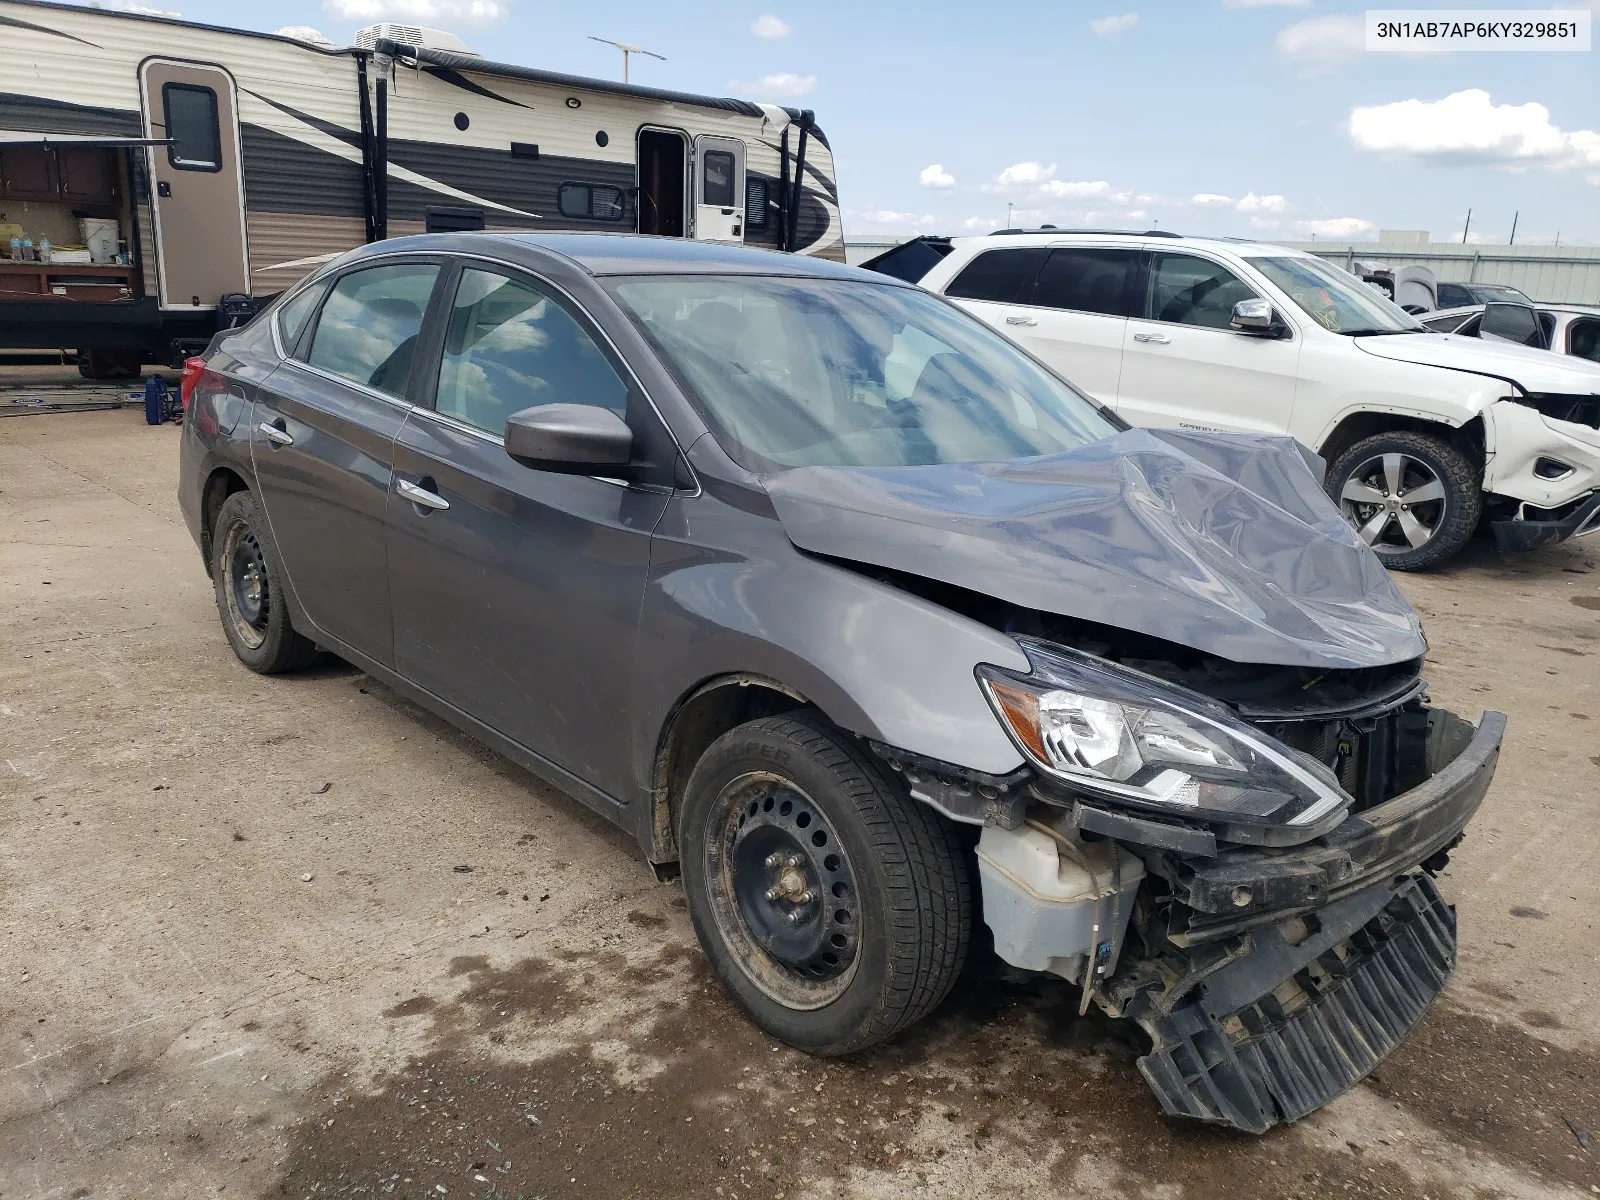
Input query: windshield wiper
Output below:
<box><xmin>1345</xmin><ymin>328</ymin><xmax>1425</xmax><ymax>337</ymax></box>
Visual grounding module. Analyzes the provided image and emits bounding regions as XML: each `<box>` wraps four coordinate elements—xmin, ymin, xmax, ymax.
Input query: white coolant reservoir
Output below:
<box><xmin>976</xmin><ymin>820</ymin><xmax>1144</xmax><ymax>982</ymax></box>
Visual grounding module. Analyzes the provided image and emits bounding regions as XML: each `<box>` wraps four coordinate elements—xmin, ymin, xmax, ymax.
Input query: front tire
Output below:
<box><xmin>210</xmin><ymin>490</ymin><xmax>322</xmax><ymax>673</ymax></box>
<box><xmin>1327</xmin><ymin>431</ymin><xmax>1482</xmax><ymax>571</ymax></box>
<box><xmin>680</xmin><ymin>714</ymin><xmax>971</xmax><ymax>1055</ymax></box>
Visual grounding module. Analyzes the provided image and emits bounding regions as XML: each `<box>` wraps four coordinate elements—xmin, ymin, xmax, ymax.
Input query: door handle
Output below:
<box><xmin>1133</xmin><ymin>332</ymin><xmax>1171</xmax><ymax>344</ymax></box>
<box><xmin>397</xmin><ymin>478</ymin><xmax>450</xmax><ymax>511</ymax></box>
<box><xmin>1005</xmin><ymin>315</ymin><xmax>1037</xmax><ymax>326</ymax></box>
<box><xmin>257</xmin><ymin>420</ymin><xmax>293</xmax><ymax>447</ymax></box>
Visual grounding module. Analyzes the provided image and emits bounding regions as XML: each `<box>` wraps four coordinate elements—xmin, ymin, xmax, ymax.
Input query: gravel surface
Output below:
<box><xmin>3</xmin><ymin>410</ymin><xmax>1598</xmax><ymax>1199</ymax></box>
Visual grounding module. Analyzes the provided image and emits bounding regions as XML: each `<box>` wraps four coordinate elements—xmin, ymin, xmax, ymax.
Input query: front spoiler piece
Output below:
<box><xmin>1136</xmin><ymin>873</ymin><xmax>1454</xmax><ymax>1134</ymax></box>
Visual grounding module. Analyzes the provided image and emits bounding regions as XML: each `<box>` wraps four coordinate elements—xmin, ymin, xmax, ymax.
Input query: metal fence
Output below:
<box><xmin>841</xmin><ymin>237</ymin><xmax>1600</xmax><ymax>306</ymax></box>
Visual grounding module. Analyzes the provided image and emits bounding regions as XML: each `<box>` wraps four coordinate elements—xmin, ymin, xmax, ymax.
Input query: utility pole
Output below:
<box><xmin>1006</xmin><ymin>202</ymin><xmax>1013</xmax><ymax>230</ymax></box>
<box><xmin>1461</xmin><ymin>208</ymin><xmax>1472</xmax><ymax>244</ymax></box>
<box><xmin>1508</xmin><ymin>211</ymin><xmax>1518</xmax><ymax>245</ymax></box>
<box><xmin>587</xmin><ymin>36</ymin><xmax>665</xmax><ymax>83</ymax></box>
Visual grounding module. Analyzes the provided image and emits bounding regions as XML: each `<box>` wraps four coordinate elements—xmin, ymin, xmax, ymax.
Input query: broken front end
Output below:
<box><xmin>878</xmin><ymin>637</ymin><xmax>1503</xmax><ymax>1134</ymax></box>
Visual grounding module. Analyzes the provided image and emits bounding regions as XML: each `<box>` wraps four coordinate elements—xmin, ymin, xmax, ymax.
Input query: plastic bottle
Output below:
<box><xmin>38</xmin><ymin>236</ymin><xmax>51</xmax><ymax>264</ymax></box>
<box><xmin>7</xmin><ymin>237</ymin><xmax>19</xmax><ymax>261</ymax></box>
<box><xmin>21</xmin><ymin>237</ymin><xmax>34</xmax><ymax>262</ymax></box>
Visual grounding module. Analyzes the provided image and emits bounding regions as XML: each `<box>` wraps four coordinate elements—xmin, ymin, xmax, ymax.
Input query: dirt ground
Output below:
<box><xmin>3</xmin><ymin>408</ymin><xmax>1598</xmax><ymax>1200</ymax></box>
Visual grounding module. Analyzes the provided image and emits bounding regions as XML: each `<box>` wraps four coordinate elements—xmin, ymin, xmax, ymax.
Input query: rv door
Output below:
<box><xmin>692</xmin><ymin>136</ymin><xmax>744</xmax><ymax>244</ymax></box>
<box><xmin>139</xmin><ymin>60</ymin><xmax>249</xmax><ymax>310</ymax></box>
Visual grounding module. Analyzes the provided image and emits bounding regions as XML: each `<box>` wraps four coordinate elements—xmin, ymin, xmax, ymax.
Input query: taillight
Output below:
<box><xmin>180</xmin><ymin>356</ymin><xmax>207</xmax><ymax>409</ymax></box>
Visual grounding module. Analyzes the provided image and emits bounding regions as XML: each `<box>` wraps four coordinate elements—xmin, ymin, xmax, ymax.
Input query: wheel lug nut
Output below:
<box><xmin>797</xmin><ymin>890</ymin><xmax>815</xmax><ymax>904</ymax></box>
<box><xmin>765</xmin><ymin>887</ymin><xmax>781</xmax><ymax>902</ymax></box>
<box><xmin>764</xmin><ymin>853</ymin><xmax>782</xmax><ymax>869</ymax></box>
<box><xmin>787</xmin><ymin>854</ymin><xmax>804</xmax><ymax>868</ymax></box>
<box><xmin>786</xmin><ymin>910</ymin><xmax>803</xmax><ymax>926</ymax></box>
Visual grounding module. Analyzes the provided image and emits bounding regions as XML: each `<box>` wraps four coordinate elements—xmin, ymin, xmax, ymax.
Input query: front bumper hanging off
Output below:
<box><xmin>1135</xmin><ymin>873</ymin><xmax>1453</xmax><ymax>1133</ymax></box>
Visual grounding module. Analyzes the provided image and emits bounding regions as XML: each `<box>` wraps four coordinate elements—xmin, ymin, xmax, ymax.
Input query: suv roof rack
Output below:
<box><xmin>991</xmin><ymin>227</ymin><xmax>1182</xmax><ymax>238</ymax></box>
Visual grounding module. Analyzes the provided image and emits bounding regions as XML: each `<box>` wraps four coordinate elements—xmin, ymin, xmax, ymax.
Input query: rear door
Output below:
<box><xmin>1015</xmin><ymin>246</ymin><xmax>1141</xmax><ymax>405</ymax></box>
<box><xmin>385</xmin><ymin>263</ymin><xmax>676</xmax><ymax>803</ymax></box>
<box><xmin>139</xmin><ymin>60</ymin><xmax>249</xmax><ymax>309</ymax></box>
<box><xmin>692</xmin><ymin>135</ymin><xmax>745</xmax><ymax>243</ymax></box>
<box><xmin>249</xmin><ymin>258</ymin><xmax>445</xmax><ymax>666</ymax></box>
<box><xmin>1117</xmin><ymin>251</ymin><xmax>1301</xmax><ymax>435</ymax></box>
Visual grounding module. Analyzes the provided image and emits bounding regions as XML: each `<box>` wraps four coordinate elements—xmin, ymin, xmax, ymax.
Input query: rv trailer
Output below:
<box><xmin>0</xmin><ymin>0</ymin><xmax>843</xmax><ymax>375</ymax></box>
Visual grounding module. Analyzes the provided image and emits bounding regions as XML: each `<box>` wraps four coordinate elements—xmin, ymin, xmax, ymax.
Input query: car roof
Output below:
<box><xmin>349</xmin><ymin>232</ymin><xmax>887</xmax><ymax>282</ymax></box>
<box><xmin>947</xmin><ymin>231</ymin><xmax>1312</xmax><ymax>258</ymax></box>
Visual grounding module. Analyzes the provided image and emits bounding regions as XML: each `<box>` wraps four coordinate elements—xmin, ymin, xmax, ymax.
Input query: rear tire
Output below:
<box><xmin>1326</xmin><ymin>431</ymin><xmax>1482</xmax><ymax>571</ymax></box>
<box><xmin>210</xmin><ymin>490</ymin><xmax>322</xmax><ymax>673</ymax></box>
<box><xmin>680</xmin><ymin>713</ymin><xmax>971</xmax><ymax>1056</ymax></box>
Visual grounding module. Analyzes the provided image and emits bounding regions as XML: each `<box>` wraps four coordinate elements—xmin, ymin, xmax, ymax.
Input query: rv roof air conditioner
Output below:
<box><xmin>353</xmin><ymin>23</ymin><xmax>477</xmax><ymax>54</ymax></box>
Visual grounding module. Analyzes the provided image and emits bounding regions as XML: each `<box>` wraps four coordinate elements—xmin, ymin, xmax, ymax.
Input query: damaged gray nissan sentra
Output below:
<box><xmin>179</xmin><ymin>233</ymin><xmax>1504</xmax><ymax>1134</ymax></box>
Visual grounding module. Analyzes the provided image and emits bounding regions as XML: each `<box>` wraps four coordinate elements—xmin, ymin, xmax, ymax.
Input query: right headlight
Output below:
<box><xmin>978</xmin><ymin>640</ymin><xmax>1351</xmax><ymax>829</ymax></box>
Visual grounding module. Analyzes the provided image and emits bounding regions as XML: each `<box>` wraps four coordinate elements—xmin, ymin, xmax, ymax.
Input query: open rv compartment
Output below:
<box><xmin>0</xmin><ymin>0</ymin><xmax>844</xmax><ymax>370</ymax></box>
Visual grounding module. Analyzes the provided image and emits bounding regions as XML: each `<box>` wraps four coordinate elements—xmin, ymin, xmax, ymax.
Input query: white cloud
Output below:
<box><xmin>1297</xmin><ymin>217</ymin><xmax>1377</xmax><ymax>239</ymax></box>
<box><xmin>1236</xmin><ymin>192</ymin><xmax>1290</xmax><ymax>214</ymax></box>
<box><xmin>323</xmin><ymin>0</ymin><xmax>509</xmax><ymax>25</ymax></box>
<box><xmin>919</xmin><ymin>163</ymin><xmax>955</xmax><ymax>190</ymax></box>
<box><xmin>994</xmin><ymin>161</ymin><xmax>1057</xmax><ymax>187</ymax></box>
<box><xmin>275</xmin><ymin>24</ymin><xmax>336</xmax><ymax>44</ymax></box>
<box><xmin>1190</xmin><ymin>192</ymin><xmax>1234</xmax><ymax>206</ymax></box>
<box><xmin>1222</xmin><ymin>0</ymin><xmax>1309</xmax><ymax>7</ymax></box>
<box><xmin>852</xmin><ymin>208</ymin><xmax>939</xmax><ymax>232</ymax></box>
<box><xmin>1349</xmin><ymin>90</ymin><xmax>1600</xmax><ymax>180</ymax></box>
<box><xmin>1040</xmin><ymin>179</ymin><xmax>1112</xmax><ymax>198</ymax></box>
<box><xmin>1090</xmin><ymin>12</ymin><xmax>1140</xmax><ymax>36</ymax></box>
<box><xmin>1274</xmin><ymin>14</ymin><xmax>1365</xmax><ymax>74</ymax></box>
<box><xmin>750</xmin><ymin>13</ymin><xmax>790</xmax><ymax>39</ymax></box>
<box><xmin>963</xmin><ymin>216</ymin><xmax>1000</xmax><ymax>230</ymax></box>
<box><xmin>730</xmin><ymin>72</ymin><xmax>817</xmax><ymax>98</ymax></box>
<box><xmin>92</xmin><ymin>0</ymin><xmax>180</xmax><ymax>13</ymax></box>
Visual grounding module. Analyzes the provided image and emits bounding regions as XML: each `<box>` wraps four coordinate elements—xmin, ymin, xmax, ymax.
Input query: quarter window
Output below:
<box><xmin>1032</xmin><ymin>248</ymin><xmax>1140</xmax><ymax>317</ymax></box>
<box><xmin>557</xmin><ymin>182</ymin><xmax>626</xmax><ymax>222</ymax></box>
<box><xmin>944</xmin><ymin>248</ymin><xmax>1050</xmax><ymax>305</ymax></box>
<box><xmin>702</xmin><ymin>150</ymin><xmax>736</xmax><ymax>207</ymax></box>
<box><xmin>305</xmin><ymin>263</ymin><xmax>441</xmax><ymax>397</ymax></box>
<box><xmin>1148</xmin><ymin>253</ymin><xmax>1259</xmax><ymax>329</ymax></box>
<box><xmin>433</xmin><ymin>267</ymin><xmax>628</xmax><ymax>436</ymax></box>
<box><xmin>162</xmin><ymin>83</ymin><xmax>222</xmax><ymax>171</ymax></box>
<box><xmin>276</xmin><ymin>281</ymin><xmax>329</xmax><ymax>353</ymax></box>
<box><xmin>1570</xmin><ymin>318</ymin><xmax>1600</xmax><ymax>363</ymax></box>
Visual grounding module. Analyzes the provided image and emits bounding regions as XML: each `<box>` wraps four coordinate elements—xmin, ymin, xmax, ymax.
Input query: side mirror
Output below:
<box><xmin>1480</xmin><ymin>302</ymin><xmax>1548</xmax><ymax>350</ymax></box>
<box><xmin>1230</xmin><ymin>297</ymin><xmax>1280</xmax><ymax>336</ymax></box>
<box><xmin>505</xmin><ymin>403</ymin><xmax>633</xmax><ymax>474</ymax></box>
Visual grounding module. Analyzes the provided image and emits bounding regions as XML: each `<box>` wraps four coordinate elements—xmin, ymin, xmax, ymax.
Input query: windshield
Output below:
<box><xmin>1472</xmin><ymin>284</ymin><xmax>1534</xmax><ymax>304</ymax></box>
<box><xmin>609</xmin><ymin>275</ymin><xmax>1121</xmax><ymax>471</ymax></box>
<box><xmin>1249</xmin><ymin>256</ymin><xmax>1422</xmax><ymax>335</ymax></box>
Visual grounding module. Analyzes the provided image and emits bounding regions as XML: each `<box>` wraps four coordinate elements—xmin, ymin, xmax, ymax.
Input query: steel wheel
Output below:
<box><xmin>1339</xmin><ymin>451</ymin><xmax>1448</xmax><ymax>556</ymax></box>
<box><xmin>222</xmin><ymin>521</ymin><xmax>271</xmax><ymax>650</ymax></box>
<box><xmin>702</xmin><ymin>770</ymin><xmax>862</xmax><ymax>1011</ymax></box>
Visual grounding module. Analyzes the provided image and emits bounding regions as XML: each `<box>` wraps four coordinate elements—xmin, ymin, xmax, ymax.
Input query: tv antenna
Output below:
<box><xmin>588</xmin><ymin>37</ymin><xmax>665</xmax><ymax>83</ymax></box>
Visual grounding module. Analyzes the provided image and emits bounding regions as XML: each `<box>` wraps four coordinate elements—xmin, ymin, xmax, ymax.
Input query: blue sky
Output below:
<box><xmin>93</xmin><ymin>0</ymin><xmax>1600</xmax><ymax>245</ymax></box>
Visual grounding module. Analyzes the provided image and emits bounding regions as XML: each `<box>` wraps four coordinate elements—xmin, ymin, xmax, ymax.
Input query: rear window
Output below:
<box><xmin>944</xmin><ymin>248</ymin><xmax>1049</xmax><ymax>305</ymax></box>
<box><xmin>276</xmin><ymin>282</ymin><xmax>328</xmax><ymax>352</ymax></box>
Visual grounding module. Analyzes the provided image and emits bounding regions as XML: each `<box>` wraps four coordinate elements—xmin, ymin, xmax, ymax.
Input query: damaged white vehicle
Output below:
<box><xmin>897</xmin><ymin>232</ymin><xmax>1600</xmax><ymax>567</ymax></box>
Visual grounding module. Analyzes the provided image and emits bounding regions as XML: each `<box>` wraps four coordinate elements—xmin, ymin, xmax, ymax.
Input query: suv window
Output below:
<box><xmin>1570</xmin><ymin>317</ymin><xmax>1600</xmax><ymax>363</ymax></box>
<box><xmin>434</xmin><ymin>267</ymin><xmax>628</xmax><ymax>436</ymax></box>
<box><xmin>305</xmin><ymin>262</ymin><xmax>441</xmax><ymax>398</ymax></box>
<box><xmin>1148</xmin><ymin>253</ymin><xmax>1259</xmax><ymax>329</ymax></box>
<box><xmin>1032</xmin><ymin>248</ymin><xmax>1139</xmax><ymax>317</ymax></box>
<box><xmin>944</xmin><ymin>247</ymin><xmax>1049</xmax><ymax>305</ymax></box>
<box><xmin>1435</xmin><ymin>283</ymin><xmax>1471</xmax><ymax>309</ymax></box>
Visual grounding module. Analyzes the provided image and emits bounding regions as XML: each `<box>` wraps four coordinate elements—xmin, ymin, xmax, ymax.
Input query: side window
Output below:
<box><xmin>1570</xmin><ymin>318</ymin><xmax>1600</xmax><ymax>363</ymax></box>
<box><xmin>434</xmin><ymin>268</ymin><xmax>629</xmax><ymax>436</ymax></box>
<box><xmin>1032</xmin><ymin>248</ymin><xmax>1139</xmax><ymax>317</ymax></box>
<box><xmin>702</xmin><ymin>150</ymin><xmax>735</xmax><ymax>207</ymax></box>
<box><xmin>557</xmin><ymin>183</ymin><xmax>627</xmax><ymax>222</ymax></box>
<box><xmin>162</xmin><ymin>83</ymin><xmax>222</xmax><ymax>172</ymax></box>
<box><xmin>943</xmin><ymin>248</ymin><xmax>1049</xmax><ymax>305</ymax></box>
<box><xmin>1148</xmin><ymin>253</ymin><xmax>1259</xmax><ymax>329</ymax></box>
<box><xmin>1436</xmin><ymin>284</ymin><xmax>1468</xmax><ymax>309</ymax></box>
<box><xmin>276</xmin><ymin>281</ymin><xmax>329</xmax><ymax>352</ymax></box>
<box><xmin>305</xmin><ymin>262</ymin><xmax>441</xmax><ymax>397</ymax></box>
<box><xmin>1422</xmin><ymin>312</ymin><xmax>1469</xmax><ymax>334</ymax></box>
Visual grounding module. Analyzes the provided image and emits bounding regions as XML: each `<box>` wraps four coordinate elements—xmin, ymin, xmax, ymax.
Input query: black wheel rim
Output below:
<box><xmin>222</xmin><ymin>521</ymin><xmax>270</xmax><ymax>649</ymax></box>
<box><xmin>704</xmin><ymin>772</ymin><xmax>861</xmax><ymax>1010</ymax></box>
<box><xmin>1339</xmin><ymin>451</ymin><xmax>1448</xmax><ymax>555</ymax></box>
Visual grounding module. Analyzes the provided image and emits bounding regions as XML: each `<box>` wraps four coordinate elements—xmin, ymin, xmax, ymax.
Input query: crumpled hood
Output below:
<box><xmin>1355</xmin><ymin>332</ymin><xmax>1600</xmax><ymax>395</ymax></box>
<box><xmin>764</xmin><ymin>428</ymin><xmax>1426</xmax><ymax>670</ymax></box>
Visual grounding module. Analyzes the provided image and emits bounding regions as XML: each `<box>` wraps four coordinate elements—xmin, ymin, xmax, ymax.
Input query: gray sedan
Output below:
<box><xmin>179</xmin><ymin>233</ymin><xmax>1503</xmax><ymax>1133</ymax></box>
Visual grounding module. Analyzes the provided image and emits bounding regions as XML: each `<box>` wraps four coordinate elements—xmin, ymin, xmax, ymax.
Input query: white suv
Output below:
<box><xmin>903</xmin><ymin>231</ymin><xmax>1600</xmax><ymax>569</ymax></box>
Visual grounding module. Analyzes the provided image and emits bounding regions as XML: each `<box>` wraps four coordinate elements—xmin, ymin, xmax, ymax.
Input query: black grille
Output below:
<box><xmin>1136</xmin><ymin>874</ymin><xmax>1455</xmax><ymax>1133</ymax></box>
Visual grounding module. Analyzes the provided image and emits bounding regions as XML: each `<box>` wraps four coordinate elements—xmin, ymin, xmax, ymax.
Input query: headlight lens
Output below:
<box><xmin>979</xmin><ymin>641</ymin><xmax>1351</xmax><ymax>828</ymax></box>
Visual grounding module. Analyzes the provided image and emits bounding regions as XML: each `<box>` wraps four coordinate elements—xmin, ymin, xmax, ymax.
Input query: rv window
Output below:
<box><xmin>702</xmin><ymin>150</ymin><xmax>736</xmax><ymax>207</ymax></box>
<box><xmin>306</xmin><ymin>263</ymin><xmax>442</xmax><ymax>398</ymax></box>
<box><xmin>558</xmin><ymin>183</ymin><xmax>626</xmax><ymax>222</ymax></box>
<box><xmin>277</xmin><ymin>281</ymin><xmax>330</xmax><ymax>355</ymax></box>
<box><xmin>745</xmin><ymin>178</ymin><xmax>769</xmax><ymax>231</ymax></box>
<box><xmin>162</xmin><ymin>83</ymin><xmax>222</xmax><ymax>172</ymax></box>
